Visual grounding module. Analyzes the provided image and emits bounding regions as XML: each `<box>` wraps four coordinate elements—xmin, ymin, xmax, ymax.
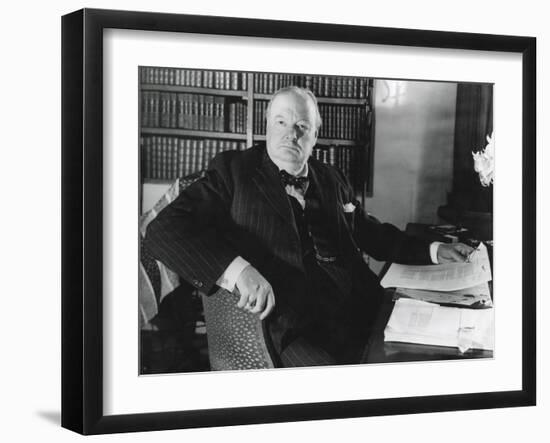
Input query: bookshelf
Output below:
<box><xmin>139</xmin><ymin>67</ymin><xmax>375</xmax><ymax>208</ymax></box>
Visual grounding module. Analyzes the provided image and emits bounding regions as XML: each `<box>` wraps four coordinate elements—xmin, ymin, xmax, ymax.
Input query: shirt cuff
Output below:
<box><xmin>216</xmin><ymin>256</ymin><xmax>250</xmax><ymax>291</ymax></box>
<box><xmin>430</xmin><ymin>241</ymin><xmax>443</xmax><ymax>264</ymax></box>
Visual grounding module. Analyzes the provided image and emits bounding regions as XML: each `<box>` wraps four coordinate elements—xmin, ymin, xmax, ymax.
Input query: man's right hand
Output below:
<box><xmin>235</xmin><ymin>265</ymin><xmax>275</xmax><ymax>320</ymax></box>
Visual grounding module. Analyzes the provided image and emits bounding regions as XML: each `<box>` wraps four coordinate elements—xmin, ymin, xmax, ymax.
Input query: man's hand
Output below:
<box><xmin>235</xmin><ymin>265</ymin><xmax>275</xmax><ymax>320</ymax></box>
<box><xmin>437</xmin><ymin>242</ymin><xmax>475</xmax><ymax>263</ymax></box>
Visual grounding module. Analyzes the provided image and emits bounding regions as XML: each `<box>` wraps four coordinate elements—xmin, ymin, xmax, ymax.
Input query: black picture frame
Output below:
<box><xmin>61</xmin><ymin>8</ymin><xmax>536</xmax><ymax>435</ymax></box>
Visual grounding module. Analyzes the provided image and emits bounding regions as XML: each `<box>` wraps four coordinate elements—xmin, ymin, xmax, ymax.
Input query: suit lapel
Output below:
<box><xmin>308</xmin><ymin>160</ymin><xmax>339</xmax><ymax>226</ymax></box>
<box><xmin>251</xmin><ymin>151</ymin><xmax>296</xmax><ymax>226</ymax></box>
<box><xmin>308</xmin><ymin>159</ymin><xmax>348</xmax><ymax>253</ymax></box>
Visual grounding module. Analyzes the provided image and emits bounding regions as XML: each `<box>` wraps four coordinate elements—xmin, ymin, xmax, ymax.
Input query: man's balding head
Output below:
<box><xmin>265</xmin><ymin>87</ymin><xmax>321</xmax><ymax>175</ymax></box>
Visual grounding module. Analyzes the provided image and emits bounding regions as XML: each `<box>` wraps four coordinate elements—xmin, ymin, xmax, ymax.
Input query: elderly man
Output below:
<box><xmin>145</xmin><ymin>86</ymin><xmax>472</xmax><ymax>366</ymax></box>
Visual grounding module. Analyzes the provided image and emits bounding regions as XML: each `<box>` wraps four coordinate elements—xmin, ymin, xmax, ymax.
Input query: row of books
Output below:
<box><xmin>253</xmin><ymin>73</ymin><xmax>370</xmax><ymax>98</ymax></box>
<box><xmin>317</xmin><ymin>104</ymin><xmax>367</xmax><ymax>140</ymax></box>
<box><xmin>312</xmin><ymin>145</ymin><xmax>360</xmax><ymax>183</ymax></box>
<box><xmin>252</xmin><ymin>101</ymin><xmax>368</xmax><ymax>140</ymax></box>
<box><xmin>141</xmin><ymin>136</ymin><xmax>247</xmax><ymax>180</ymax></box>
<box><xmin>141</xmin><ymin>92</ymin><xmax>248</xmax><ymax>133</ymax></box>
<box><xmin>253</xmin><ymin>101</ymin><xmax>268</xmax><ymax>135</ymax></box>
<box><xmin>139</xmin><ymin>66</ymin><xmax>371</xmax><ymax>99</ymax></box>
<box><xmin>227</xmin><ymin>102</ymin><xmax>247</xmax><ymax>134</ymax></box>
<box><xmin>141</xmin><ymin>135</ymin><xmax>362</xmax><ymax>185</ymax></box>
<box><xmin>143</xmin><ymin>93</ymin><xmax>369</xmax><ymax>141</ymax></box>
<box><xmin>140</xmin><ymin>66</ymin><xmax>247</xmax><ymax>90</ymax></box>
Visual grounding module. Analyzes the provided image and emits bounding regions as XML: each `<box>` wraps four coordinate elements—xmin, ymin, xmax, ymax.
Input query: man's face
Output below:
<box><xmin>266</xmin><ymin>91</ymin><xmax>318</xmax><ymax>174</ymax></box>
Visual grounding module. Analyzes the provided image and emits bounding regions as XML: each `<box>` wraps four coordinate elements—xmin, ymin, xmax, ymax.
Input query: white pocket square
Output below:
<box><xmin>343</xmin><ymin>202</ymin><xmax>356</xmax><ymax>213</ymax></box>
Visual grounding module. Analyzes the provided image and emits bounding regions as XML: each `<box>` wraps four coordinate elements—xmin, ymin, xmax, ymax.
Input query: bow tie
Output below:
<box><xmin>279</xmin><ymin>170</ymin><xmax>309</xmax><ymax>193</ymax></box>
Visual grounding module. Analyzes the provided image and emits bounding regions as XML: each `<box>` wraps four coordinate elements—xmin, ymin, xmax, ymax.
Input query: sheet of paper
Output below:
<box><xmin>384</xmin><ymin>298</ymin><xmax>494</xmax><ymax>351</ymax></box>
<box><xmin>380</xmin><ymin>243</ymin><xmax>491</xmax><ymax>291</ymax></box>
<box><xmin>394</xmin><ymin>282</ymin><xmax>493</xmax><ymax>308</ymax></box>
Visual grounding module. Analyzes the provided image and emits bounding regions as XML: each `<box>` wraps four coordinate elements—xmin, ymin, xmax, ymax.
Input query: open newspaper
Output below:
<box><xmin>381</xmin><ymin>242</ymin><xmax>493</xmax><ymax>352</ymax></box>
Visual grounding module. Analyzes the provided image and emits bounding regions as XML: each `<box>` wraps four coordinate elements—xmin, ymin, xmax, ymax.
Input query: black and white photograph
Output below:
<box><xmin>138</xmin><ymin>68</ymin><xmax>495</xmax><ymax>374</ymax></box>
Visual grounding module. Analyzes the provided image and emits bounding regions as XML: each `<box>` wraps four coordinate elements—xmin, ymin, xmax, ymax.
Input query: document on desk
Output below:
<box><xmin>394</xmin><ymin>283</ymin><xmax>493</xmax><ymax>308</ymax></box>
<box><xmin>384</xmin><ymin>298</ymin><xmax>494</xmax><ymax>352</ymax></box>
<box><xmin>380</xmin><ymin>243</ymin><xmax>491</xmax><ymax>291</ymax></box>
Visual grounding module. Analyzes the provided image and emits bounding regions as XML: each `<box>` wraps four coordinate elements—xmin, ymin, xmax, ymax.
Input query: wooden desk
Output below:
<box><xmin>363</xmin><ymin>288</ymin><xmax>493</xmax><ymax>364</ymax></box>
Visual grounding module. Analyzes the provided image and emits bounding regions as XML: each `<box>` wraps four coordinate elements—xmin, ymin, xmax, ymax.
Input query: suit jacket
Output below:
<box><xmin>145</xmin><ymin>145</ymin><xmax>431</xmax><ymax>356</ymax></box>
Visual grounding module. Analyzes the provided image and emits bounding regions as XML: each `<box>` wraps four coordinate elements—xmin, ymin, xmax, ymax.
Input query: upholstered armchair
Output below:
<box><xmin>139</xmin><ymin>172</ymin><xmax>275</xmax><ymax>372</ymax></box>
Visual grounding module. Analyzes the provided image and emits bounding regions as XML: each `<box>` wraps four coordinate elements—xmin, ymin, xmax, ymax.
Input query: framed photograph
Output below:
<box><xmin>62</xmin><ymin>8</ymin><xmax>536</xmax><ymax>434</ymax></box>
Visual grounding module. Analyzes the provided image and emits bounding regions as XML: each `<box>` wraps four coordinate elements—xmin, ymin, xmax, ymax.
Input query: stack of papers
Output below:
<box><xmin>380</xmin><ymin>243</ymin><xmax>494</xmax><ymax>352</ymax></box>
<box><xmin>385</xmin><ymin>299</ymin><xmax>494</xmax><ymax>352</ymax></box>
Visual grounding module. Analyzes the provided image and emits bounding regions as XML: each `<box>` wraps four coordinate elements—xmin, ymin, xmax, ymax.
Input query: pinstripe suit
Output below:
<box><xmin>145</xmin><ymin>145</ymin><xmax>431</xmax><ymax>364</ymax></box>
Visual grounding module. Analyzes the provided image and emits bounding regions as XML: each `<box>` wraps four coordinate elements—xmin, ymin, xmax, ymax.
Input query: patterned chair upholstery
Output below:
<box><xmin>140</xmin><ymin>170</ymin><xmax>275</xmax><ymax>371</ymax></box>
<box><xmin>202</xmin><ymin>289</ymin><xmax>274</xmax><ymax>370</ymax></box>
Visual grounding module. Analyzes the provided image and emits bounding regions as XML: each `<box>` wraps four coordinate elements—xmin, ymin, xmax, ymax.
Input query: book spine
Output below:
<box><xmin>208</xmin><ymin>70</ymin><xmax>214</xmax><ymax>88</ymax></box>
<box><xmin>177</xmin><ymin>138</ymin><xmax>184</xmax><ymax>177</ymax></box>
<box><xmin>207</xmin><ymin>96</ymin><xmax>214</xmax><ymax>131</ymax></box>
<box><xmin>335</xmin><ymin>77</ymin><xmax>341</xmax><ymax>98</ymax></box>
<box><xmin>224</xmin><ymin>71</ymin><xmax>231</xmax><ymax>90</ymax></box>
<box><xmin>329</xmin><ymin>145</ymin><xmax>336</xmax><ymax>168</ymax></box>
<box><xmin>149</xmin><ymin>136</ymin><xmax>155</xmax><ymax>179</ymax></box>
<box><xmin>168</xmin><ymin>137</ymin><xmax>174</xmax><ymax>179</ymax></box>
<box><xmin>240</xmin><ymin>102</ymin><xmax>246</xmax><ymax>133</ymax></box>
<box><xmin>169</xmin><ymin>93</ymin><xmax>177</xmax><ymax>128</ymax></box>
<box><xmin>177</xmin><ymin>94</ymin><xmax>185</xmax><ymax>128</ymax></box>
<box><xmin>141</xmin><ymin>91</ymin><xmax>148</xmax><ymax>127</ymax></box>
<box><xmin>144</xmin><ymin>137</ymin><xmax>151</xmax><ymax>179</ymax></box>
<box><xmin>163</xmin><ymin>137</ymin><xmax>169</xmax><ymax>179</ymax></box>
<box><xmin>203</xmin><ymin>139</ymin><xmax>211</xmax><ymax>169</ymax></box>
<box><xmin>194</xmin><ymin>69</ymin><xmax>200</xmax><ymax>87</ymax></box>
<box><xmin>262</xmin><ymin>101</ymin><xmax>267</xmax><ymax>134</ymax></box>
<box><xmin>197</xmin><ymin>95</ymin><xmax>204</xmax><ymax>131</ymax></box>
<box><xmin>184</xmin><ymin>139</ymin><xmax>192</xmax><ymax>176</ymax></box>
<box><xmin>197</xmin><ymin>139</ymin><xmax>204</xmax><ymax>173</ymax></box>
<box><xmin>191</xmin><ymin>97</ymin><xmax>198</xmax><ymax>130</ymax></box>
<box><xmin>211</xmin><ymin>139</ymin><xmax>219</xmax><ymax>158</ymax></box>
<box><xmin>214</xmin><ymin>97</ymin><xmax>222</xmax><ymax>131</ymax></box>
<box><xmin>328</xmin><ymin>105</ymin><xmax>334</xmax><ymax>139</ymax></box>
<box><xmin>268</xmin><ymin>73</ymin><xmax>273</xmax><ymax>94</ymax></box>
<box><xmin>169</xmin><ymin>68</ymin><xmax>175</xmax><ymax>85</ymax></box>
<box><xmin>150</xmin><ymin>92</ymin><xmax>159</xmax><ymax>127</ymax></box>
<box><xmin>337</xmin><ymin>105</ymin><xmax>343</xmax><ymax>139</ymax></box>
<box><xmin>159</xmin><ymin>93</ymin><xmax>168</xmax><ymax>128</ymax></box>
<box><xmin>228</xmin><ymin>103</ymin><xmax>235</xmax><ymax>133</ymax></box>
<box><xmin>190</xmin><ymin>139</ymin><xmax>197</xmax><ymax>174</ymax></box>
<box><xmin>155</xmin><ymin>137</ymin><xmax>161</xmax><ymax>179</ymax></box>
<box><xmin>350</xmin><ymin>106</ymin><xmax>355</xmax><ymax>140</ymax></box>
<box><xmin>253</xmin><ymin>101</ymin><xmax>258</xmax><ymax>134</ymax></box>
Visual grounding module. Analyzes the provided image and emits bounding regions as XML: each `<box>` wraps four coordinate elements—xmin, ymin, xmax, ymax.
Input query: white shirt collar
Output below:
<box><xmin>278</xmin><ymin>161</ymin><xmax>308</xmax><ymax>178</ymax></box>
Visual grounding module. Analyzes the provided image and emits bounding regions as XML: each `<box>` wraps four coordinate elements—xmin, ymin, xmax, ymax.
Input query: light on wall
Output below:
<box><xmin>380</xmin><ymin>80</ymin><xmax>408</xmax><ymax>106</ymax></box>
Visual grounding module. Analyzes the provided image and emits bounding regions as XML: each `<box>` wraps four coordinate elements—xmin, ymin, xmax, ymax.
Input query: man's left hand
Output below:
<box><xmin>436</xmin><ymin>242</ymin><xmax>475</xmax><ymax>263</ymax></box>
